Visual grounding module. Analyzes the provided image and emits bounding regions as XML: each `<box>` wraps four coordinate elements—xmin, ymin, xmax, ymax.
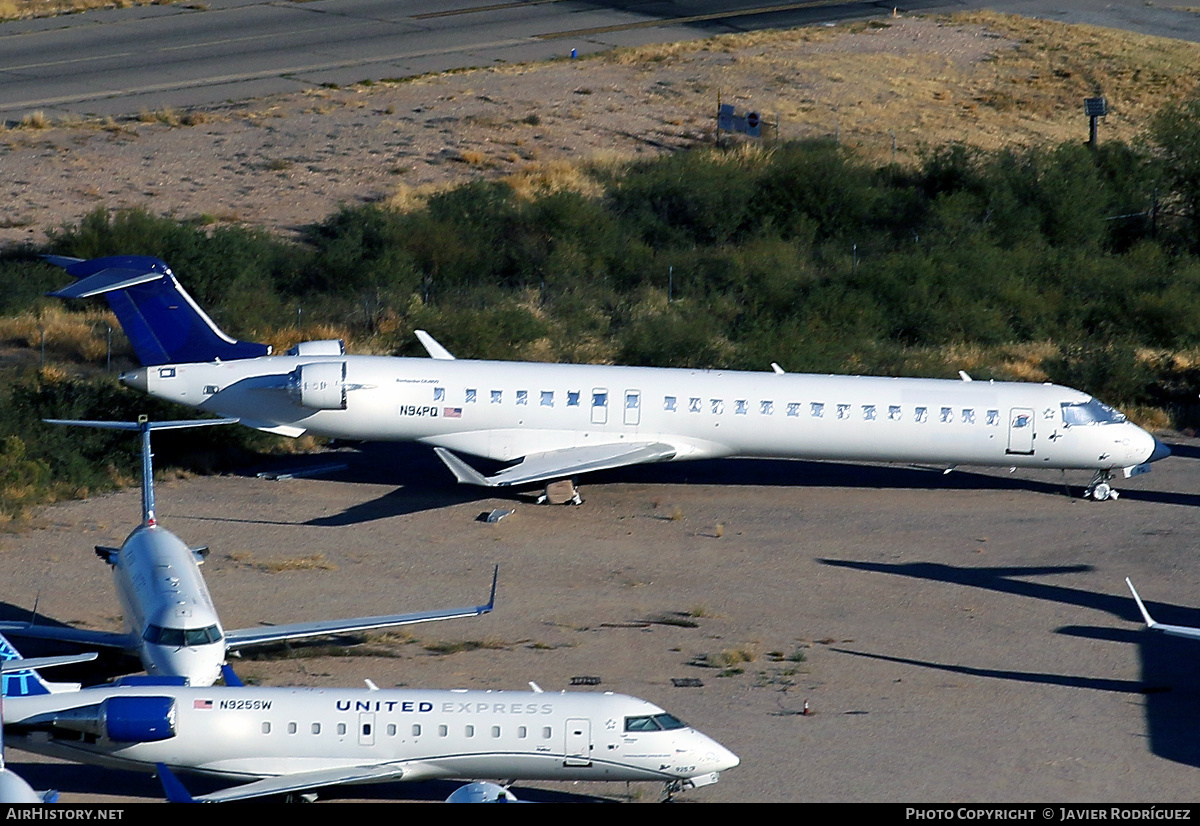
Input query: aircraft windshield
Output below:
<box><xmin>1061</xmin><ymin>400</ymin><xmax>1127</xmax><ymax>426</ymax></box>
<box><xmin>143</xmin><ymin>624</ymin><xmax>223</xmax><ymax>646</ymax></box>
<box><xmin>624</xmin><ymin>713</ymin><xmax>688</xmax><ymax>732</ymax></box>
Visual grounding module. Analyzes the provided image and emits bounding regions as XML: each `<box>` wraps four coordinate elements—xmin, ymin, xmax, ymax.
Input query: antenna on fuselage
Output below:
<box><xmin>43</xmin><ymin>417</ymin><xmax>239</xmax><ymax>526</ymax></box>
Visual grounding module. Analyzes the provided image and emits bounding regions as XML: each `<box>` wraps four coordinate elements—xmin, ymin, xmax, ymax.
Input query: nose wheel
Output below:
<box><xmin>1085</xmin><ymin>471</ymin><xmax>1119</xmax><ymax>501</ymax></box>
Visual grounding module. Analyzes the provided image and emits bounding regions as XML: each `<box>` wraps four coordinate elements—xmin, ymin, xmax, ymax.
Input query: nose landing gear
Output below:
<box><xmin>1085</xmin><ymin>470</ymin><xmax>1119</xmax><ymax>501</ymax></box>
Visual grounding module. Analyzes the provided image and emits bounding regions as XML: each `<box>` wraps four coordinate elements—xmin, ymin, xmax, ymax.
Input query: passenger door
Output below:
<box><xmin>564</xmin><ymin>718</ymin><xmax>592</xmax><ymax>767</ymax></box>
<box><xmin>1006</xmin><ymin>408</ymin><xmax>1035</xmax><ymax>455</ymax></box>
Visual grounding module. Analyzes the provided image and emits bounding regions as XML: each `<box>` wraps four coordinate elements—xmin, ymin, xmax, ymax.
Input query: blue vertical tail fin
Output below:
<box><xmin>46</xmin><ymin>255</ymin><xmax>271</xmax><ymax>366</ymax></box>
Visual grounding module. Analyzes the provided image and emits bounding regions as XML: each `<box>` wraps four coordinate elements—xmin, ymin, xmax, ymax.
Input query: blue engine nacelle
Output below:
<box><xmin>48</xmin><ymin>696</ymin><xmax>177</xmax><ymax>743</ymax></box>
<box><xmin>103</xmin><ymin>696</ymin><xmax>177</xmax><ymax>742</ymax></box>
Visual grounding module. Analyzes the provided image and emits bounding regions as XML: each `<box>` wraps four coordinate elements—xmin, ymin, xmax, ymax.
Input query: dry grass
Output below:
<box><xmin>19</xmin><ymin>111</ymin><xmax>48</xmax><ymax>129</ymax></box>
<box><xmin>0</xmin><ymin>0</ymin><xmax>187</xmax><ymax>21</ymax></box>
<box><xmin>499</xmin><ymin>159</ymin><xmax>606</xmax><ymax>201</ymax></box>
<box><xmin>565</xmin><ymin>12</ymin><xmax>1200</xmax><ymax>166</ymax></box>
<box><xmin>422</xmin><ymin>637</ymin><xmax>511</xmax><ymax>655</ymax></box>
<box><xmin>227</xmin><ymin>551</ymin><xmax>338</xmax><ymax>573</ymax></box>
<box><xmin>0</xmin><ymin>306</ymin><xmax>124</xmax><ymax>362</ymax></box>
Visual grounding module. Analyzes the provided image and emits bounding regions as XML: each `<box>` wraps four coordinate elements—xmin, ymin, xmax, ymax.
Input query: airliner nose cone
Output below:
<box><xmin>1148</xmin><ymin>436</ymin><xmax>1172</xmax><ymax>463</ymax></box>
<box><xmin>710</xmin><ymin>743</ymin><xmax>740</xmax><ymax>772</ymax></box>
<box><xmin>121</xmin><ymin>368</ymin><xmax>148</xmax><ymax>393</ymax></box>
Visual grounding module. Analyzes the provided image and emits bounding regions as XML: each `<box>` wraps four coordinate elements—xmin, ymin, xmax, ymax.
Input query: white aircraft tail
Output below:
<box><xmin>44</xmin><ymin>417</ymin><xmax>237</xmax><ymax>526</ymax></box>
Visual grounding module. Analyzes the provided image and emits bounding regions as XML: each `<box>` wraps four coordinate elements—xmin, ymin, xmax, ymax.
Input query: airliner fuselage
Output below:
<box><xmin>125</xmin><ymin>355</ymin><xmax>1161</xmax><ymax>474</ymax></box>
<box><xmin>7</xmin><ymin>685</ymin><xmax>738</xmax><ymax>798</ymax></box>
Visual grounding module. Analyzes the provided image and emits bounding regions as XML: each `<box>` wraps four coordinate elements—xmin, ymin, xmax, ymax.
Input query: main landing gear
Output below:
<box><xmin>536</xmin><ymin>478</ymin><xmax>583</xmax><ymax>505</ymax></box>
<box><xmin>1085</xmin><ymin>470</ymin><xmax>1119</xmax><ymax>501</ymax></box>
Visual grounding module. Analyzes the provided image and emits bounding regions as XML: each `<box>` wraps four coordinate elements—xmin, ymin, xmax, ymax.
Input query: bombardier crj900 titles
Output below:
<box><xmin>0</xmin><ymin>417</ymin><xmax>496</xmax><ymax>687</ymax></box>
<box><xmin>50</xmin><ymin>255</ymin><xmax>1170</xmax><ymax>502</ymax></box>
<box><xmin>0</xmin><ymin>634</ymin><xmax>739</xmax><ymax>803</ymax></box>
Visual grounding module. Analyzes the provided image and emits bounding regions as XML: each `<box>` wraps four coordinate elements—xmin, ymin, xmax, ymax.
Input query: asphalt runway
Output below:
<box><xmin>3</xmin><ymin>439</ymin><xmax>1200</xmax><ymax>802</ymax></box>
<box><xmin>4</xmin><ymin>0</ymin><xmax>1200</xmax><ymax>121</ymax></box>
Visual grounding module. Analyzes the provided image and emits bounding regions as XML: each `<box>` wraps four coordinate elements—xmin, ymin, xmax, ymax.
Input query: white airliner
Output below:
<box><xmin>0</xmin><ymin>634</ymin><xmax>739</xmax><ymax>803</ymax></box>
<box><xmin>49</xmin><ymin>255</ymin><xmax>1170</xmax><ymax>502</ymax></box>
<box><xmin>0</xmin><ymin>417</ymin><xmax>496</xmax><ymax>688</ymax></box>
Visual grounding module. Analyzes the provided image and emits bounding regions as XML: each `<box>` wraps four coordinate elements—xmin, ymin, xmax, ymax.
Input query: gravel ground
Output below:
<box><xmin>3</xmin><ymin>439</ymin><xmax>1200</xmax><ymax>802</ymax></box>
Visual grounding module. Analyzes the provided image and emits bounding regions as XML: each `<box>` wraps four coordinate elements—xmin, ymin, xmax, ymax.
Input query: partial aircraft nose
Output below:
<box><xmin>1148</xmin><ymin>435</ymin><xmax>1172</xmax><ymax>463</ymax></box>
<box><xmin>145</xmin><ymin>643</ymin><xmax>224</xmax><ymax>687</ymax></box>
<box><xmin>1130</xmin><ymin>426</ymin><xmax>1171</xmax><ymax>465</ymax></box>
<box><xmin>706</xmin><ymin>740</ymin><xmax>740</xmax><ymax>773</ymax></box>
<box><xmin>121</xmin><ymin>368</ymin><xmax>148</xmax><ymax>393</ymax></box>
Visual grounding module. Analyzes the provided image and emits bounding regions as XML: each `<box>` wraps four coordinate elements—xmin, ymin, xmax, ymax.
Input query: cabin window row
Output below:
<box><xmin>440</xmin><ymin>386</ymin><xmax>1001</xmax><ymax>423</ymax></box>
<box><xmin>431</xmin><ymin>386</ymin><xmax>1005</xmax><ymax>427</ymax></box>
<box><xmin>260</xmin><ymin>721</ymin><xmax>554</xmax><ymax>739</ymax></box>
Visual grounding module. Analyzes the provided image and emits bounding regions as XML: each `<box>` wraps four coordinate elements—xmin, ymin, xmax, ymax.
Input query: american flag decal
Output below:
<box><xmin>194</xmin><ymin>699</ymin><xmax>213</xmax><ymax>709</ymax></box>
<box><xmin>444</xmin><ymin>408</ymin><xmax>462</xmax><ymax>418</ymax></box>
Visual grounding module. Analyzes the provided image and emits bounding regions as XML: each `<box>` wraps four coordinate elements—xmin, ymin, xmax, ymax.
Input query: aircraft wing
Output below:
<box><xmin>159</xmin><ymin>761</ymin><xmax>412</xmax><ymax>803</ymax></box>
<box><xmin>1126</xmin><ymin>578</ymin><xmax>1200</xmax><ymax>642</ymax></box>
<box><xmin>0</xmin><ymin>623</ymin><xmax>134</xmax><ymax>652</ymax></box>
<box><xmin>433</xmin><ymin>442</ymin><xmax>677</xmax><ymax>488</ymax></box>
<box><xmin>223</xmin><ymin>567</ymin><xmax>498</xmax><ymax>651</ymax></box>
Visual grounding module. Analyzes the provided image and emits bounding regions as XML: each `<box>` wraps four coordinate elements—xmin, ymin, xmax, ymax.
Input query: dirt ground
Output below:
<box><xmin>5</xmin><ymin>439</ymin><xmax>1200</xmax><ymax>803</ymax></box>
<box><xmin>4</xmin><ymin>12</ymin><xmax>1197</xmax><ymax>250</ymax></box>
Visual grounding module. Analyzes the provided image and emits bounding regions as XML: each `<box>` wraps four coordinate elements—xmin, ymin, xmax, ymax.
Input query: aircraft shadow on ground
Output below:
<box><xmin>0</xmin><ymin>601</ymin><xmax>140</xmax><ymax>684</ymax></box>
<box><xmin>225</xmin><ymin>441</ymin><xmax>1200</xmax><ymax>527</ymax></box>
<box><xmin>8</xmin><ymin>762</ymin><xmax>615</xmax><ymax>803</ymax></box>
<box><xmin>820</xmin><ymin>559</ymin><xmax>1200</xmax><ymax>769</ymax></box>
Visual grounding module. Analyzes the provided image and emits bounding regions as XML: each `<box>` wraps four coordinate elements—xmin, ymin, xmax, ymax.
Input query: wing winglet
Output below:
<box><xmin>223</xmin><ymin>567</ymin><xmax>498</xmax><ymax>651</ymax></box>
<box><xmin>415</xmin><ymin>330</ymin><xmax>455</xmax><ymax>360</ymax></box>
<box><xmin>1125</xmin><ymin>578</ymin><xmax>1200</xmax><ymax>642</ymax></box>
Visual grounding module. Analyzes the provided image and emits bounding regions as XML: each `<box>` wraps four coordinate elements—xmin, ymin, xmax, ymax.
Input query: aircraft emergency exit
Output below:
<box><xmin>49</xmin><ymin>255</ymin><xmax>1171</xmax><ymax>502</ymax></box>
<box><xmin>0</xmin><ymin>634</ymin><xmax>738</xmax><ymax>803</ymax></box>
<box><xmin>0</xmin><ymin>417</ymin><xmax>496</xmax><ymax>687</ymax></box>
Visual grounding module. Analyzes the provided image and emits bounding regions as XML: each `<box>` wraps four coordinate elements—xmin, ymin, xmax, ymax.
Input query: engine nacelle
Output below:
<box><xmin>287</xmin><ymin>339</ymin><xmax>345</xmax><ymax>357</ymax></box>
<box><xmin>48</xmin><ymin>695</ymin><xmax>177</xmax><ymax>743</ymax></box>
<box><xmin>446</xmin><ymin>782</ymin><xmax>519</xmax><ymax>803</ymax></box>
<box><xmin>288</xmin><ymin>361</ymin><xmax>347</xmax><ymax>410</ymax></box>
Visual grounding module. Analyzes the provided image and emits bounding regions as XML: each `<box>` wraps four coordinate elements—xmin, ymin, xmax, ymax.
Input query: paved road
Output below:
<box><xmin>5</xmin><ymin>0</ymin><xmax>1199</xmax><ymax>121</ymax></box>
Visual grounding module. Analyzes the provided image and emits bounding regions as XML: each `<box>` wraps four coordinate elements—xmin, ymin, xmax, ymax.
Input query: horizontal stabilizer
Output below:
<box><xmin>1126</xmin><ymin>578</ymin><xmax>1200</xmax><ymax>642</ymax></box>
<box><xmin>223</xmin><ymin>566</ymin><xmax>498</xmax><ymax>651</ymax></box>
<box><xmin>169</xmin><ymin>762</ymin><xmax>410</xmax><ymax>803</ymax></box>
<box><xmin>434</xmin><ymin>442</ymin><xmax>677</xmax><ymax>488</ymax></box>
<box><xmin>48</xmin><ymin>268</ymin><xmax>167</xmax><ymax>300</ymax></box>
<box><xmin>0</xmin><ymin>632</ymin><xmax>91</xmax><ymax>696</ymax></box>
<box><xmin>0</xmin><ymin>652</ymin><xmax>97</xmax><ymax>673</ymax></box>
<box><xmin>44</xmin><ymin>418</ymin><xmax>239</xmax><ymax>432</ymax></box>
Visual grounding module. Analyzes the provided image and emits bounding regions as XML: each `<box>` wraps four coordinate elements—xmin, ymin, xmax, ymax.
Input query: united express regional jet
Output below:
<box><xmin>50</xmin><ymin>256</ymin><xmax>1170</xmax><ymax>503</ymax></box>
<box><xmin>0</xmin><ymin>633</ymin><xmax>738</xmax><ymax>803</ymax></box>
<box><xmin>0</xmin><ymin>417</ymin><xmax>496</xmax><ymax>687</ymax></box>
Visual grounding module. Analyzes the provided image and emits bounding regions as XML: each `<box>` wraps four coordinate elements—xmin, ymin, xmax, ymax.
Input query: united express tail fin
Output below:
<box><xmin>47</xmin><ymin>255</ymin><xmax>271</xmax><ymax>366</ymax></box>
<box><xmin>0</xmin><ymin>634</ymin><xmax>87</xmax><ymax>697</ymax></box>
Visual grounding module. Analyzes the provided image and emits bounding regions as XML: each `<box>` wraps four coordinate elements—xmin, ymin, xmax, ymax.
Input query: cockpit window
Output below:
<box><xmin>1061</xmin><ymin>400</ymin><xmax>1127</xmax><ymax>426</ymax></box>
<box><xmin>624</xmin><ymin>713</ymin><xmax>688</xmax><ymax>732</ymax></box>
<box><xmin>143</xmin><ymin>624</ymin><xmax>223</xmax><ymax>646</ymax></box>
